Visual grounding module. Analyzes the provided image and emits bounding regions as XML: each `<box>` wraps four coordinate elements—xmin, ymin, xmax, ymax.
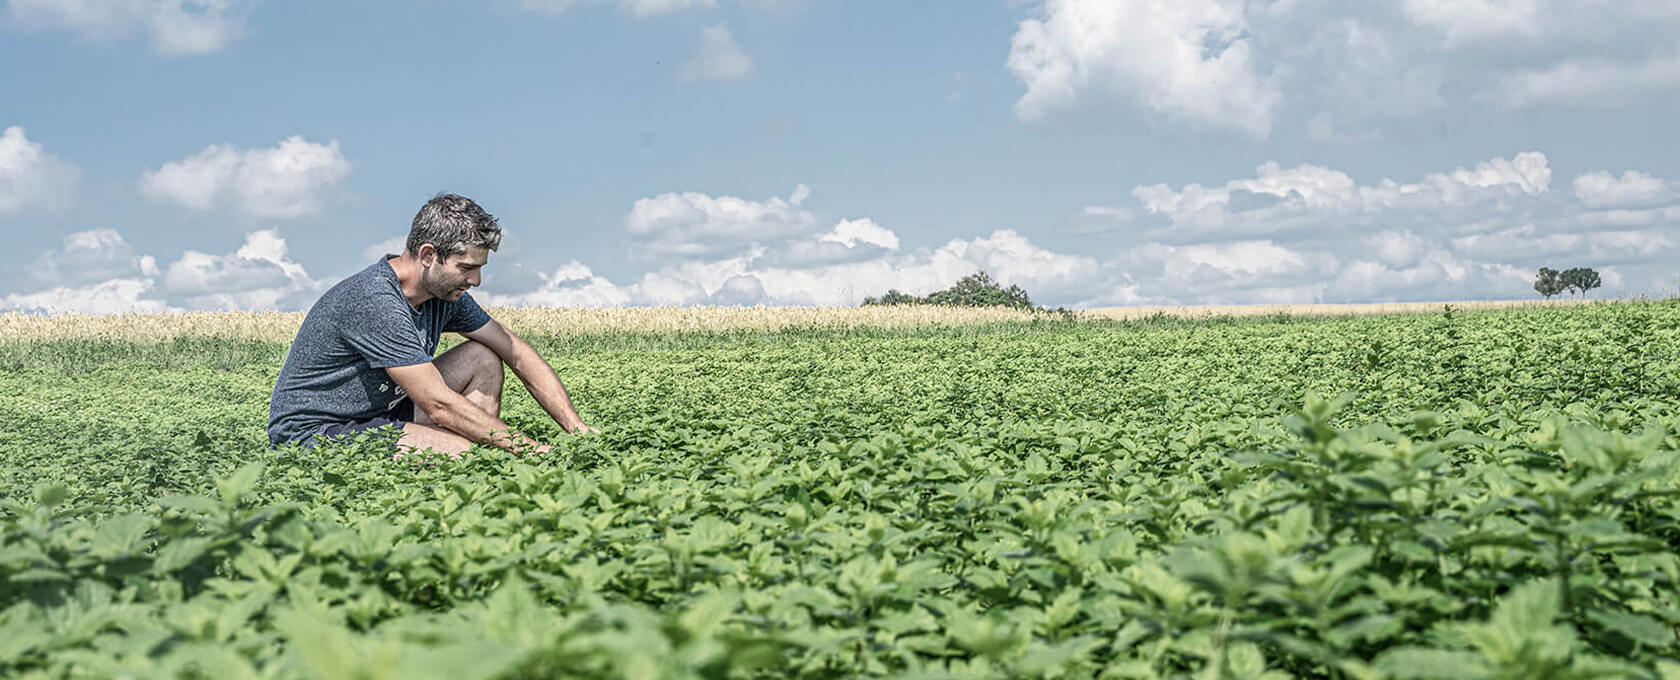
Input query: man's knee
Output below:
<box><xmin>456</xmin><ymin>340</ymin><xmax>504</xmax><ymax>383</ymax></box>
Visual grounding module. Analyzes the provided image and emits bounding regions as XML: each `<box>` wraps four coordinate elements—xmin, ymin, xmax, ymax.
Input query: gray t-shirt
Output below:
<box><xmin>268</xmin><ymin>257</ymin><xmax>491</xmax><ymax>445</ymax></box>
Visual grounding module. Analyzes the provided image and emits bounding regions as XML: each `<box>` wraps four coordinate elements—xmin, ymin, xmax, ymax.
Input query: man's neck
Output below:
<box><xmin>386</xmin><ymin>254</ymin><xmax>432</xmax><ymax>310</ymax></box>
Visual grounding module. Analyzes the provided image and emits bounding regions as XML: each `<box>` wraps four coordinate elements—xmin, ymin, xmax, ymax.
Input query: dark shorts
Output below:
<box><xmin>302</xmin><ymin>399</ymin><xmax>415</xmax><ymax>449</ymax></box>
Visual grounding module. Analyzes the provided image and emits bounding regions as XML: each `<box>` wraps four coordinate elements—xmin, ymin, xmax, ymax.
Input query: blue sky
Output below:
<box><xmin>3</xmin><ymin>0</ymin><xmax>1678</xmax><ymax>312</ymax></box>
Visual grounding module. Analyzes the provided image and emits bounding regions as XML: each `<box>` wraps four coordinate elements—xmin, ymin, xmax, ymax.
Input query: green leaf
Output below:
<box><xmin>217</xmin><ymin>462</ymin><xmax>266</xmax><ymax>506</ymax></box>
<box><xmin>1374</xmin><ymin>647</ymin><xmax>1490</xmax><ymax>679</ymax></box>
<box><xmin>33</xmin><ymin>483</ymin><xmax>69</xmax><ymax>509</ymax></box>
<box><xmin>91</xmin><ymin>513</ymin><xmax>154</xmax><ymax>557</ymax></box>
<box><xmin>1586</xmin><ymin>608</ymin><xmax>1674</xmax><ymax>649</ymax></box>
<box><xmin>152</xmin><ymin>537</ymin><xmax>215</xmax><ymax>572</ymax></box>
<box><xmin>159</xmin><ymin>494</ymin><xmax>223</xmax><ymax>515</ymax></box>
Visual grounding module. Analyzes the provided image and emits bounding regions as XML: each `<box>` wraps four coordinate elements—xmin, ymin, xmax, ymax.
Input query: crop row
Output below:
<box><xmin>2</xmin><ymin>303</ymin><xmax>1679</xmax><ymax>678</ymax></box>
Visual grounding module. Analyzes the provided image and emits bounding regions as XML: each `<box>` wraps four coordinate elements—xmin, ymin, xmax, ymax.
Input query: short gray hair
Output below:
<box><xmin>407</xmin><ymin>193</ymin><xmax>503</xmax><ymax>259</ymax></box>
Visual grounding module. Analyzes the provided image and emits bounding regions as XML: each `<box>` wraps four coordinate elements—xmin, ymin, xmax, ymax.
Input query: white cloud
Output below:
<box><xmin>1002</xmin><ymin>1</ymin><xmax>1680</xmax><ymax>137</ymax></box>
<box><xmin>622</xmin><ymin>0</ymin><xmax>715</xmax><ymax>17</ymax></box>
<box><xmin>1007</xmin><ymin>0</ymin><xmax>1279</xmax><ymax>137</ymax></box>
<box><xmin>516</xmin><ymin>0</ymin><xmax>577</xmax><ymax>13</ymax></box>
<box><xmin>1323</xmin><ymin>20</ymin><xmax>1444</xmax><ymax>117</ymax></box>
<box><xmin>1096</xmin><ymin>152</ymin><xmax>1680</xmax><ymax>303</ymax></box>
<box><xmin>1399</xmin><ymin>0</ymin><xmax>1543</xmax><ymax>45</ymax></box>
<box><xmin>1133</xmin><ymin>151</ymin><xmax>1552</xmax><ymax>235</ymax></box>
<box><xmin>27</xmin><ymin>228</ymin><xmax>159</xmax><ymax>289</ymax></box>
<box><xmin>517</xmin><ymin>0</ymin><xmax>715</xmax><ymax>16</ymax></box>
<box><xmin>362</xmin><ymin>236</ymin><xmax>407</xmax><ymax>261</ymax></box>
<box><xmin>1</xmin><ymin>227</ymin><xmax>327</xmax><ymax>314</ymax></box>
<box><xmin>1329</xmin><ymin>252</ymin><xmax>1531</xmax><ymax>303</ymax></box>
<box><xmin>1305</xmin><ymin>113</ymin><xmax>1379</xmax><ymax>145</ymax></box>
<box><xmin>2</xmin><ymin>229</ymin><xmax>162</xmax><ymax>314</ymax></box>
<box><xmin>139</xmin><ymin>136</ymin><xmax>351</xmax><ymax>219</ymax></box>
<box><xmin>1573</xmin><ymin>170</ymin><xmax>1674</xmax><ymax>208</ymax></box>
<box><xmin>819</xmin><ymin>218</ymin><xmax>899</xmax><ymax>250</ymax></box>
<box><xmin>7</xmin><ymin>0</ymin><xmax>252</xmax><ymax>55</ymax></box>
<box><xmin>2</xmin><ymin>279</ymin><xmax>167</xmax><ymax>315</ymax></box>
<box><xmin>625</xmin><ymin>184</ymin><xmax>814</xmax><ymax>259</ymax></box>
<box><xmin>482</xmin><ymin>225</ymin><xmax>1104</xmax><ymax>308</ymax></box>
<box><xmin>1489</xmin><ymin>55</ymin><xmax>1680</xmax><ymax>108</ymax></box>
<box><xmin>485</xmin><ymin>155</ymin><xmax>1677</xmax><ymax>309</ymax></box>
<box><xmin>682</xmin><ymin>23</ymin><xmax>754</xmax><ymax>82</ymax></box>
<box><xmin>1083</xmin><ymin>206</ymin><xmax>1133</xmax><ymax>220</ymax></box>
<box><xmin>1365</xmin><ymin>230</ymin><xmax>1431</xmax><ymax>269</ymax></box>
<box><xmin>161</xmin><ymin>229</ymin><xmax>324</xmax><ymax>310</ymax></box>
<box><xmin>0</xmin><ymin>126</ymin><xmax>81</xmax><ymax>216</ymax></box>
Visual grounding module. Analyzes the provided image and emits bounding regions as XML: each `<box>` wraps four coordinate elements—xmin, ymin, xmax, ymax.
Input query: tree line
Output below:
<box><xmin>1534</xmin><ymin>267</ymin><xmax>1601</xmax><ymax>299</ymax></box>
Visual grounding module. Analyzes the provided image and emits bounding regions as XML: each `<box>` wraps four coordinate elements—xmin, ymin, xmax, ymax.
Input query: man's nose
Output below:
<box><xmin>468</xmin><ymin>270</ymin><xmax>481</xmax><ymax>287</ymax></box>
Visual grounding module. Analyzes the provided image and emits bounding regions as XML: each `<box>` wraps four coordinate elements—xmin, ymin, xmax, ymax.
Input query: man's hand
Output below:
<box><xmin>570</xmin><ymin>423</ymin><xmax>600</xmax><ymax>435</ymax></box>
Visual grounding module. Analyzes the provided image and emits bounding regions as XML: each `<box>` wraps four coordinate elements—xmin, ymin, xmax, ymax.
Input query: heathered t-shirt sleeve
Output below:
<box><xmin>340</xmin><ymin>291</ymin><xmax>435</xmax><ymax>369</ymax></box>
<box><xmin>444</xmin><ymin>291</ymin><xmax>492</xmax><ymax>334</ymax></box>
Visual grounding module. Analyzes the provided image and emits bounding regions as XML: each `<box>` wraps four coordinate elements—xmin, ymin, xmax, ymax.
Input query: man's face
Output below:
<box><xmin>422</xmin><ymin>245</ymin><xmax>489</xmax><ymax>302</ymax></box>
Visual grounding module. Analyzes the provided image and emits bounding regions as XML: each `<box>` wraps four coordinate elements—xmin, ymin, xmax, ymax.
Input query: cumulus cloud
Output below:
<box><xmin>682</xmin><ymin>23</ymin><xmax>754</xmax><ymax>82</ymax></box>
<box><xmin>623</xmin><ymin>0</ymin><xmax>716</xmax><ymax>17</ymax></box>
<box><xmin>7</xmin><ymin>0</ymin><xmax>253</xmax><ymax>55</ymax></box>
<box><xmin>473</xmin><ymin>154</ymin><xmax>1680</xmax><ymax>309</ymax></box>
<box><xmin>1005</xmin><ymin>1</ymin><xmax>1680</xmax><ymax>136</ymax></box>
<box><xmin>1489</xmin><ymin>55</ymin><xmax>1680</xmax><ymax>108</ymax></box>
<box><xmin>0</xmin><ymin>126</ymin><xmax>81</xmax><ymax>216</ymax></box>
<box><xmin>1</xmin><ymin>229</ymin><xmax>162</xmax><ymax>314</ymax></box>
<box><xmin>161</xmin><ymin>229</ymin><xmax>325</xmax><ymax>310</ymax></box>
<box><xmin>362</xmin><ymin>236</ymin><xmax>407</xmax><ymax>261</ymax></box>
<box><xmin>517</xmin><ymin>0</ymin><xmax>715</xmax><ymax>16</ymax></box>
<box><xmin>1</xmin><ymin>227</ymin><xmax>326</xmax><ymax>314</ymax></box>
<box><xmin>1573</xmin><ymin>170</ymin><xmax>1674</xmax><ymax>208</ymax></box>
<box><xmin>27</xmin><ymin>228</ymin><xmax>159</xmax><ymax>289</ymax></box>
<box><xmin>1108</xmin><ymin>152</ymin><xmax>1680</xmax><ymax>303</ymax></box>
<box><xmin>1329</xmin><ymin>252</ymin><xmax>1531</xmax><ymax>303</ymax></box>
<box><xmin>139</xmin><ymin>136</ymin><xmax>351</xmax><ymax>219</ymax></box>
<box><xmin>625</xmin><ymin>184</ymin><xmax>814</xmax><ymax>259</ymax></box>
<box><xmin>14</xmin><ymin>154</ymin><xmax>1680</xmax><ymax>313</ymax></box>
<box><xmin>1399</xmin><ymin>0</ymin><xmax>1543</xmax><ymax>45</ymax></box>
<box><xmin>1007</xmin><ymin>0</ymin><xmax>1279</xmax><ymax>137</ymax></box>
<box><xmin>819</xmin><ymin>218</ymin><xmax>899</xmax><ymax>250</ymax></box>
<box><xmin>1132</xmin><ymin>151</ymin><xmax>1552</xmax><ymax>237</ymax></box>
<box><xmin>481</xmin><ymin>213</ymin><xmax>1106</xmax><ymax>308</ymax></box>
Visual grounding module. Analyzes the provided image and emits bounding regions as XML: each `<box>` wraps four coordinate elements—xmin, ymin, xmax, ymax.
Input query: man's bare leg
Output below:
<box><xmin>397</xmin><ymin>340</ymin><xmax>505</xmax><ymax>456</ymax></box>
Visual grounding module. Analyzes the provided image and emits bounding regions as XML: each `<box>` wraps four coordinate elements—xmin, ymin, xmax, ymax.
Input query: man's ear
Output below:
<box><xmin>416</xmin><ymin>243</ymin><xmax>437</xmax><ymax>266</ymax></box>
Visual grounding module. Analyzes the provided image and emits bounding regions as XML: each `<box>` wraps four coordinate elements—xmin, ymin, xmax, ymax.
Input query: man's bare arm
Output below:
<box><xmin>384</xmin><ymin>362</ymin><xmax>550</xmax><ymax>453</ymax></box>
<box><xmin>463</xmin><ymin>319</ymin><xmax>596</xmax><ymax>434</ymax></box>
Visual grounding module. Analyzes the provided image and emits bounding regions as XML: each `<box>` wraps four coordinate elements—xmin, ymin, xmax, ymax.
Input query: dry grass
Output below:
<box><xmin>0</xmin><ymin>299</ymin><xmax>1599</xmax><ymax>345</ymax></box>
<box><xmin>1078</xmin><ymin>298</ymin><xmax>1596</xmax><ymax>320</ymax></box>
<box><xmin>0</xmin><ymin>306</ymin><xmax>1050</xmax><ymax>344</ymax></box>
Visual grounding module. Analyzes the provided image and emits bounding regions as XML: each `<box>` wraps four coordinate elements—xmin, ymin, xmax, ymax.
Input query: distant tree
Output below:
<box><xmin>1561</xmin><ymin>267</ymin><xmax>1602</xmax><ymax>297</ymax></box>
<box><xmin>861</xmin><ymin>289</ymin><xmax>921</xmax><ymax>306</ymax></box>
<box><xmin>1534</xmin><ymin>267</ymin><xmax>1564</xmax><ymax>299</ymax></box>
<box><xmin>924</xmin><ymin>271</ymin><xmax>1034</xmax><ymax>310</ymax></box>
<box><xmin>862</xmin><ymin>271</ymin><xmax>1035</xmax><ymax>310</ymax></box>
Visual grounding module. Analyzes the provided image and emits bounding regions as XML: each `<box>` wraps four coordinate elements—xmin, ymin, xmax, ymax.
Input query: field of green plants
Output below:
<box><xmin>4</xmin><ymin>303</ymin><xmax>1680</xmax><ymax>679</ymax></box>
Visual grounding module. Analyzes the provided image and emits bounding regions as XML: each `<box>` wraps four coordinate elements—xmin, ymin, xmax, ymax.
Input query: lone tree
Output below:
<box><xmin>1534</xmin><ymin>267</ymin><xmax>1564</xmax><ymax>299</ymax></box>
<box><xmin>1561</xmin><ymin>267</ymin><xmax>1602</xmax><ymax>297</ymax></box>
<box><xmin>863</xmin><ymin>271</ymin><xmax>1035</xmax><ymax>310</ymax></box>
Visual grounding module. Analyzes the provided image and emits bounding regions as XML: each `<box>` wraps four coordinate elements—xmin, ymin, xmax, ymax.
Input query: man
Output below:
<box><xmin>268</xmin><ymin>193</ymin><xmax>596</xmax><ymax>455</ymax></box>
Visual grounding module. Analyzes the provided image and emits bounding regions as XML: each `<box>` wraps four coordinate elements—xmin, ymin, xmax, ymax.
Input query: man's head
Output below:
<box><xmin>406</xmin><ymin>193</ymin><xmax>503</xmax><ymax>303</ymax></box>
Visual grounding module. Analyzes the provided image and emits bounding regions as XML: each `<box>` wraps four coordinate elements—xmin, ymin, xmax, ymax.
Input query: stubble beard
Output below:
<box><xmin>422</xmin><ymin>265</ymin><xmax>465</xmax><ymax>302</ymax></box>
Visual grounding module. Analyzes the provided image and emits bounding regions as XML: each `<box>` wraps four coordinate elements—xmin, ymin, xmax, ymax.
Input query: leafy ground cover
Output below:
<box><xmin>3</xmin><ymin>303</ymin><xmax>1680</xmax><ymax>678</ymax></box>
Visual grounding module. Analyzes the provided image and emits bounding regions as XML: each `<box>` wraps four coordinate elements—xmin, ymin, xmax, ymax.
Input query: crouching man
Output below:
<box><xmin>268</xmin><ymin>193</ymin><xmax>596</xmax><ymax>456</ymax></box>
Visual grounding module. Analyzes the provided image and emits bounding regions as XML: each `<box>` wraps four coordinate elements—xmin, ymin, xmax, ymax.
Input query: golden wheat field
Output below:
<box><xmin>0</xmin><ymin>299</ymin><xmax>1600</xmax><ymax>344</ymax></box>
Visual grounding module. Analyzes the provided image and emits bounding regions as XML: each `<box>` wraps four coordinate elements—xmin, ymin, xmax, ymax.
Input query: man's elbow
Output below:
<box><xmin>416</xmin><ymin>396</ymin><xmax>468</xmax><ymax>430</ymax></box>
